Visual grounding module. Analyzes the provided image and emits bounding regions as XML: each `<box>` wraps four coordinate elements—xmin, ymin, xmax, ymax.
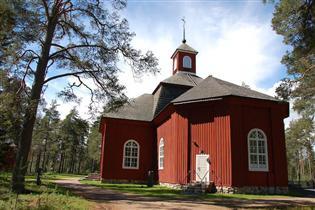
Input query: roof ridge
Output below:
<box><xmin>186</xmin><ymin>73</ymin><xmax>198</xmax><ymax>86</ymax></box>
<box><xmin>212</xmin><ymin>77</ymin><xmax>276</xmax><ymax>98</ymax></box>
<box><xmin>207</xmin><ymin>75</ymin><xmax>231</xmax><ymax>94</ymax></box>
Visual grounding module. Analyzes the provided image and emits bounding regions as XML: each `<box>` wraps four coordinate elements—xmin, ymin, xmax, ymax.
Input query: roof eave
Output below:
<box><xmin>170</xmin><ymin>49</ymin><xmax>199</xmax><ymax>59</ymax></box>
<box><xmin>173</xmin><ymin>97</ymin><xmax>223</xmax><ymax>105</ymax></box>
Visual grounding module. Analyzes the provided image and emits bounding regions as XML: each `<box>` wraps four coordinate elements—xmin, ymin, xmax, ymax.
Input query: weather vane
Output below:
<box><xmin>181</xmin><ymin>17</ymin><xmax>186</xmax><ymax>43</ymax></box>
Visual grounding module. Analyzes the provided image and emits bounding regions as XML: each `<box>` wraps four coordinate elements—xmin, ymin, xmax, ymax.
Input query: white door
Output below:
<box><xmin>196</xmin><ymin>154</ymin><xmax>209</xmax><ymax>183</ymax></box>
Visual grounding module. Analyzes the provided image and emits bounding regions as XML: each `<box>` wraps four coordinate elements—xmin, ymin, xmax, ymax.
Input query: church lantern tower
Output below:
<box><xmin>171</xmin><ymin>41</ymin><xmax>198</xmax><ymax>75</ymax></box>
<box><xmin>171</xmin><ymin>19</ymin><xmax>198</xmax><ymax>75</ymax></box>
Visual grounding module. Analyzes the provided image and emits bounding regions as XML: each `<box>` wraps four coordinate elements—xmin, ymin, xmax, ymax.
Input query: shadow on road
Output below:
<box><xmin>55</xmin><ymin>179</ymin><xmax>315</xmax><ymax>209</ymax></box>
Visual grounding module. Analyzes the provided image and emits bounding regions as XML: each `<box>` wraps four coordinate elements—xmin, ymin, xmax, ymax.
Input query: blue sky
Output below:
<box><xmin>45</xmin><ymin>0</ymin><xmax>297</xmax><ymax>124</ymax></box>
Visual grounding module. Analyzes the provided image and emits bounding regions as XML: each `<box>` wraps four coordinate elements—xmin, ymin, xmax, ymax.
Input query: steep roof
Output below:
<box><xmin>103</xmin><ymin>74</ymin><xmax>279</xmax><ymax>122</ymax></box>
<box><xmin>103</xmin><ymin>72</ymin><xmax>202</xmax><ymax>121</ymax></box>
<box><xmin>104</xmin><ymin>94</ymin><xmax>154</xmax><ymax>121</ymax></box>
<box><xmin>171</xmin><ymin>43</ymin><xmax>198</xmax><ymax>58</ymax></box>
<box><xmin>172</xmin><ymin>76</ymin><xmax>279</xmax><ymax>104</ymax></box>
<box><xmin>160</xmin><ymin>71</ymin><xmax>203</xmax><ymax>87</ymax></box>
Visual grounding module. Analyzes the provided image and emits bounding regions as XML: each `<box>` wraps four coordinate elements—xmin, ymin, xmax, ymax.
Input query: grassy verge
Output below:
<box><xmin>80</xmin><ymin>180</ymin><xmax>303</xmax><ymax>200</ymax></box>
<box><xmin>81</xmin><ymin>180</ymin><xmax>185</xmax><ymax>199</ymax></box>
<box><xmin>0</xmin><ymin>172</ymin><xmax>92</xmax><ymax>210</ymax></box>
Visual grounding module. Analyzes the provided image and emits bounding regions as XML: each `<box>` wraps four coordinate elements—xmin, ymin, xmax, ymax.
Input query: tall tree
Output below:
<box><xmin>272</xmin><ymin>0</ymin><xmax>314</xmax><ymax>117</ymax></box>
<box><xmin>271</xmin><ymin>0</ymin><xmax>314</xmax><ymax>182</ymax></box>
<box><xmin>0</xmin><ymin>70</ymin><xmax>28</xmax><ymax>145</ymax></box>
<box><xmin>87</xmin><ymin>120</ymin><xmax>101</xmax><ymax>172</ymax></box>
<box><xmin>4</xmin><ymin>0</ymin><xmax>158</xmax><ymax>192</ymax></box>
<box><xmin>59</xmin><ymin>109</ymin><xmax>89</xmax><ymax>174</ymax></box>
<box><xmin>286</xmin><ymin>118</ymin><xmax>314</xmax><ymax>182</ymax></box>
<box><xmin>31</xmin><ymin>100</ymin><xmax>60</xmax><ymax>173</ymax></box>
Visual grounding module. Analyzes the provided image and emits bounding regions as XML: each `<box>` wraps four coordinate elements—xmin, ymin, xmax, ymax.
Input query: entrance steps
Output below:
<box><xmin>182</xmin><ymin>183</ymin><xmax>207</xmax><ymax>194</ymax></box>
<box><xmin>182</xmin><ymin>182</ymin><xmax>217</xmax><ymax>194</ymax></box>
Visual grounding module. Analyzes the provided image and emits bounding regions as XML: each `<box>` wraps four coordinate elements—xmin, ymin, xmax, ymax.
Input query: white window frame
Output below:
<box><xmin>248</xmin><ymin>128</ymin><xmax>269</xmax><ymax>172</ymax></box>
<box><xmin>159</xmin><ymin>138</ymin><xmax>164</xmax><ymax>170</ymax></box>
<box><xmin>122</xmin><ymin>139</ymin><xmax>140</xmax><ymax>169</ymax></box>
<box><xmin>183</xmin><ymin>56</ymin><xmax>192</xmax><ymax>68</ymax></box>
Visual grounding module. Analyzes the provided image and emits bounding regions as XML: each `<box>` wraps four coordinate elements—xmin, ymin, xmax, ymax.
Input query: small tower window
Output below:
<box><xmin>183</xmin><ymin>56</ymin><xmax>192</xmax><ymax>68</ymax></box>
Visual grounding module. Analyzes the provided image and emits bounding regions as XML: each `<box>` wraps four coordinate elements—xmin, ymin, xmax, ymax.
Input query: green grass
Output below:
<box><xmin>0</xmin><ymin>172</ymin><xmax>92</xmax><ymax>210</ymax></box>
<box><xmin>81</xmin><ymin>180</ymin><xmax>185</xmax><ymax>198</ymax></box>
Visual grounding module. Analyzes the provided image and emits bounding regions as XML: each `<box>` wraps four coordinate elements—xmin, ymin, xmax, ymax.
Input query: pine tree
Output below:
<box><xmin>2</xmin><ymin>0</ymin><xmax>159</xmax><ymax>193</ymax></box>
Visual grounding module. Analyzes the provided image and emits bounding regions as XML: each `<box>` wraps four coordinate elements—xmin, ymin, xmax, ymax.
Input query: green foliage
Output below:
<box><xmin>3</xmin><ymin>0</ymin><xmax>158</xmax><ymax>192</ymax></box>
<box><xmin>86</xmin><ymin>120</ymin><xmax>101</xmax><ymax>172</ymax></box>
<box><xmin>0</xmin><ymin>70</ymin><xmax>27</xmax><ymax>143</ymax></box>
<box><xmin>286</xmin><ymin>117</ymin><xmax>314</xmax><ymax>181</ymax></box>
<box><xmin>29</xmin><ymin>105</ymin><xmax>101</xmax><ymax>175</ymax></box>
<box><xmin>272</xmin><ymin>0</ymin><xmax>315</xmax><ymax>117</ymax></box>
<box><xmin>271</xmin><ymin>0</ymin><xmax>314</xmax><ymax>183</ymax></box>
<box><xmin>0</xmin><ymin>173</ymin><xmax>91</xmax><ymax>210</ymax></box>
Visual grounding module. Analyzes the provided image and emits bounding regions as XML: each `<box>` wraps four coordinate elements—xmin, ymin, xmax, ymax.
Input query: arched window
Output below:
<box><xmin>183</xmin><ymin>56</ymin><xmax>192</xmax><ymax>68</ymax></box>
<box><xmin>123</xmin><ymin>140</ymin><xmax>139</xmax><ymax>169</ymax></box>
<box><xmin>159</xmin><ymin>138</ymin><xmax>164</xmax><ymax>169</ymax></box>
<box><xmin>248</xmin><ymin>129</ymin><xmax>268</xmax><ymax>171</ymax></box>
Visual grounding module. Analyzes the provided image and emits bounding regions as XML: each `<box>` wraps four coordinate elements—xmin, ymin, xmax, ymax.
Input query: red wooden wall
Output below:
<box><xmin>100</xmin><ymin>96</ymin><xmax>288</xmax><ymax>188</ymax></box>
<box><xmin>172</xmin><ymin>51</ymin><xmax>197</xmax><ymax>74</ymax></box>
<box><xmin>156</xmin><ymin>112</ymin><xmax>188</xmax><ymax>184</ymax></box>
<box><xmin>228</xmin><ymin>97</ymin><xmax>288</xmax><ymax>187</ymax></box>
<box><xmin>187</xmin><ymin>101</ymin><xmax>232</xmax><ymax>187</ymax></box>
<box><xmin>156</xmin><ymin>97</ymin><xmax>288</xmax><ymax>188</ymax></box>
<box><xmin>100</xmin><ymin>118</ymin><xmax>156</xmax><ymax>182</ymax></box>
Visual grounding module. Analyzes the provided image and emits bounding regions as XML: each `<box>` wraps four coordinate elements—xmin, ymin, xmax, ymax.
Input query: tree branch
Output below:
<box><xmin>43</xmin><ymin>70</ymin><xmax>100</xmax><ymax>84</ymax></box>
<box><xmin>49</xmin><ymin>43</ymin><xmax>110</xmax><ymax>59</ymax></box>
<box><xmin>41</xmin><ymin>0</ymin><xmax>50</xmax><ymax>20</ymax></box>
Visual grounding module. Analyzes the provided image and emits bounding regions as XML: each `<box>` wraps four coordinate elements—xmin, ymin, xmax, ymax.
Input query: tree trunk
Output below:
<box><xmin>42</xmin><ymin>139</ymin><xmax>48</xmax><ymax>172</ymax></box>
<box><xmin>35</xmin><ymin>150</ymin><xmax>41</xmax><ymax>172</ymax></box>
<box><xmin>58</xmin><ymin>152</ymin><xmax>64</xmax><ymax>173</ymax></box>
<box><xmin>11</xmin><ymin>14</ymin><xmax>58</xmax><ymax>193</ymax></box>
<box><xmin>29</xmin><ymin>152</ymin><xmax>33</xmax><ymax>174</ymax></box>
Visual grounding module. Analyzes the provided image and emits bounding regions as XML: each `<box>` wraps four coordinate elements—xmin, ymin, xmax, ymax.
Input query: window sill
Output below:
<box><xmin>122</xmin><ymin>167</ymin><xmax>139</xmax><ymax>170</ymax></box>
<box><xmin>248</xmin><ymin>168</ymin><xmax>269</xmax><ymax>172</ymax></box>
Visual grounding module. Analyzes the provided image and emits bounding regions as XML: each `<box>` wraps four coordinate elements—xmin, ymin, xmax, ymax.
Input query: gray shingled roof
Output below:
<box><xmin>103</xmin><ymin>74</ymin><xmax>279</xmax><ymax>121</ymax></box>
<box><xmin>153</xmin><ymin>84</ymin><xmax>191</xmax><ymax>116</ymax></box>
<box><xmin>161</xmin><ymin>71</ymin><xmax>203</xmax><ymax>87</ymax></box>
<box><xmin>172</xmin><ymin>76</ymin><xmax>279</xmax><ymax>103</ymax></box>
<box><xmin>104</xmin><ymin>72</ymin><xmax>202</xmax><ymax>121</ymax></box>
<box><xmin>171</xmin><ymin>43</ymin><xmax>198</xmax><ymax>58</ymax></box>
<box><xmin>104</xmin><ymin>94</ymin><xmax>154</xmax><ymax>121</ymax></box>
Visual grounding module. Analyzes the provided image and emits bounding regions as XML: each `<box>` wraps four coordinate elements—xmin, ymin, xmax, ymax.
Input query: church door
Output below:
<box><xmin>195</xmin><ymin>154</ymin><xmax>209</xmax><ymax>183</ymax></box>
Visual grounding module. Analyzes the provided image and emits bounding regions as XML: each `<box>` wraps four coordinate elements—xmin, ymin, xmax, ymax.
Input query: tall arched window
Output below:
<box><xmin>183</xmin><ymin>56</ymin><xmax>192</xmax><ymax>68</ymax></box>
<box><xmin>159</xmin><ymin>138</ymin><xmax>164</xmax><ymax>169</ymax></box>
<box><xmin>123</xmin><ymin>140</ymin><xmax>139</xmax><ymax>169</ymax></box>
<box><xmin>248</xmin><ymin>129</ymin><xmax>268</xmax><ymax>171</ymax></box>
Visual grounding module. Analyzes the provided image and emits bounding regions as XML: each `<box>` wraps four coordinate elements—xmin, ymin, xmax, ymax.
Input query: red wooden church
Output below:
<box><xmin>99</xmin><ymin>39</ymin><xmax>289</xmax><ymax>193</ymax></box>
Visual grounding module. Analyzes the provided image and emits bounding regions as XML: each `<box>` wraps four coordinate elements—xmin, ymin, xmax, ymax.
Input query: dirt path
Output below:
<box><xmin>55</xmin><ymin>178</ymin><xmax>315</xmax><ymax>210</ymax></box>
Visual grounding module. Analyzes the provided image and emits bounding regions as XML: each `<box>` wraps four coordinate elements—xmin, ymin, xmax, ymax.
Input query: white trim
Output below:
<box><xmin>122</xmin><ymin>139</ymin><xmax>140</xmax><ymax>169</ymax></box>
<box><xmin>195</xmin><ymin>154</ymin><xmax>210</xmax><ymax>183</ymax></box>
<box><xmin>247</xmin><ymin>128</ymin><xmax>269</xmax><ymax>172</ymax></box>
<box><xmin>158</xmin><ymin>138</ymin><xmax>164</xmax><ymax>170</ymax></box>
<box><xmin>183</xmin><ymin>55</ymin><xmax>192</xmax><ymax>68</ymax></box>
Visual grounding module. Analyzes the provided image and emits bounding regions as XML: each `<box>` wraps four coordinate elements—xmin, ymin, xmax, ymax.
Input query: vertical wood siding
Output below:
<box><xmin>229</xmin><ymin>97</ymin><xmax>288</xmax><ymax>187</ymax></box>
<box><xmin>188</xmin><ymin>103</ymin><xmax>232</xmax><ymax>187</ymax></box>
<box><xmin>157</xmin><ymin>113</ymin><xmax>189</xmax><ymax>184</ymax></box>
<box><xmin>100</xmin><ymin>118</ymin><xmax>155</xmax><ymax>182</ymax></box>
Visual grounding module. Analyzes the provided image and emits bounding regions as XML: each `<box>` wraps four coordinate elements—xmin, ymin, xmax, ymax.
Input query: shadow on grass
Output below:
<box><xmin>0</xmin><ymin>172</ymin><xmax>74</xmax><ymax>198</ymax></box>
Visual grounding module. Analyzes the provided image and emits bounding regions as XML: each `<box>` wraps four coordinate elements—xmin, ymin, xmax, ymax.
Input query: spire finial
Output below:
<box><xmin>181</xmin><ymin>17</ymin><xmax>186</xmax><ymax>43</ymax></box>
